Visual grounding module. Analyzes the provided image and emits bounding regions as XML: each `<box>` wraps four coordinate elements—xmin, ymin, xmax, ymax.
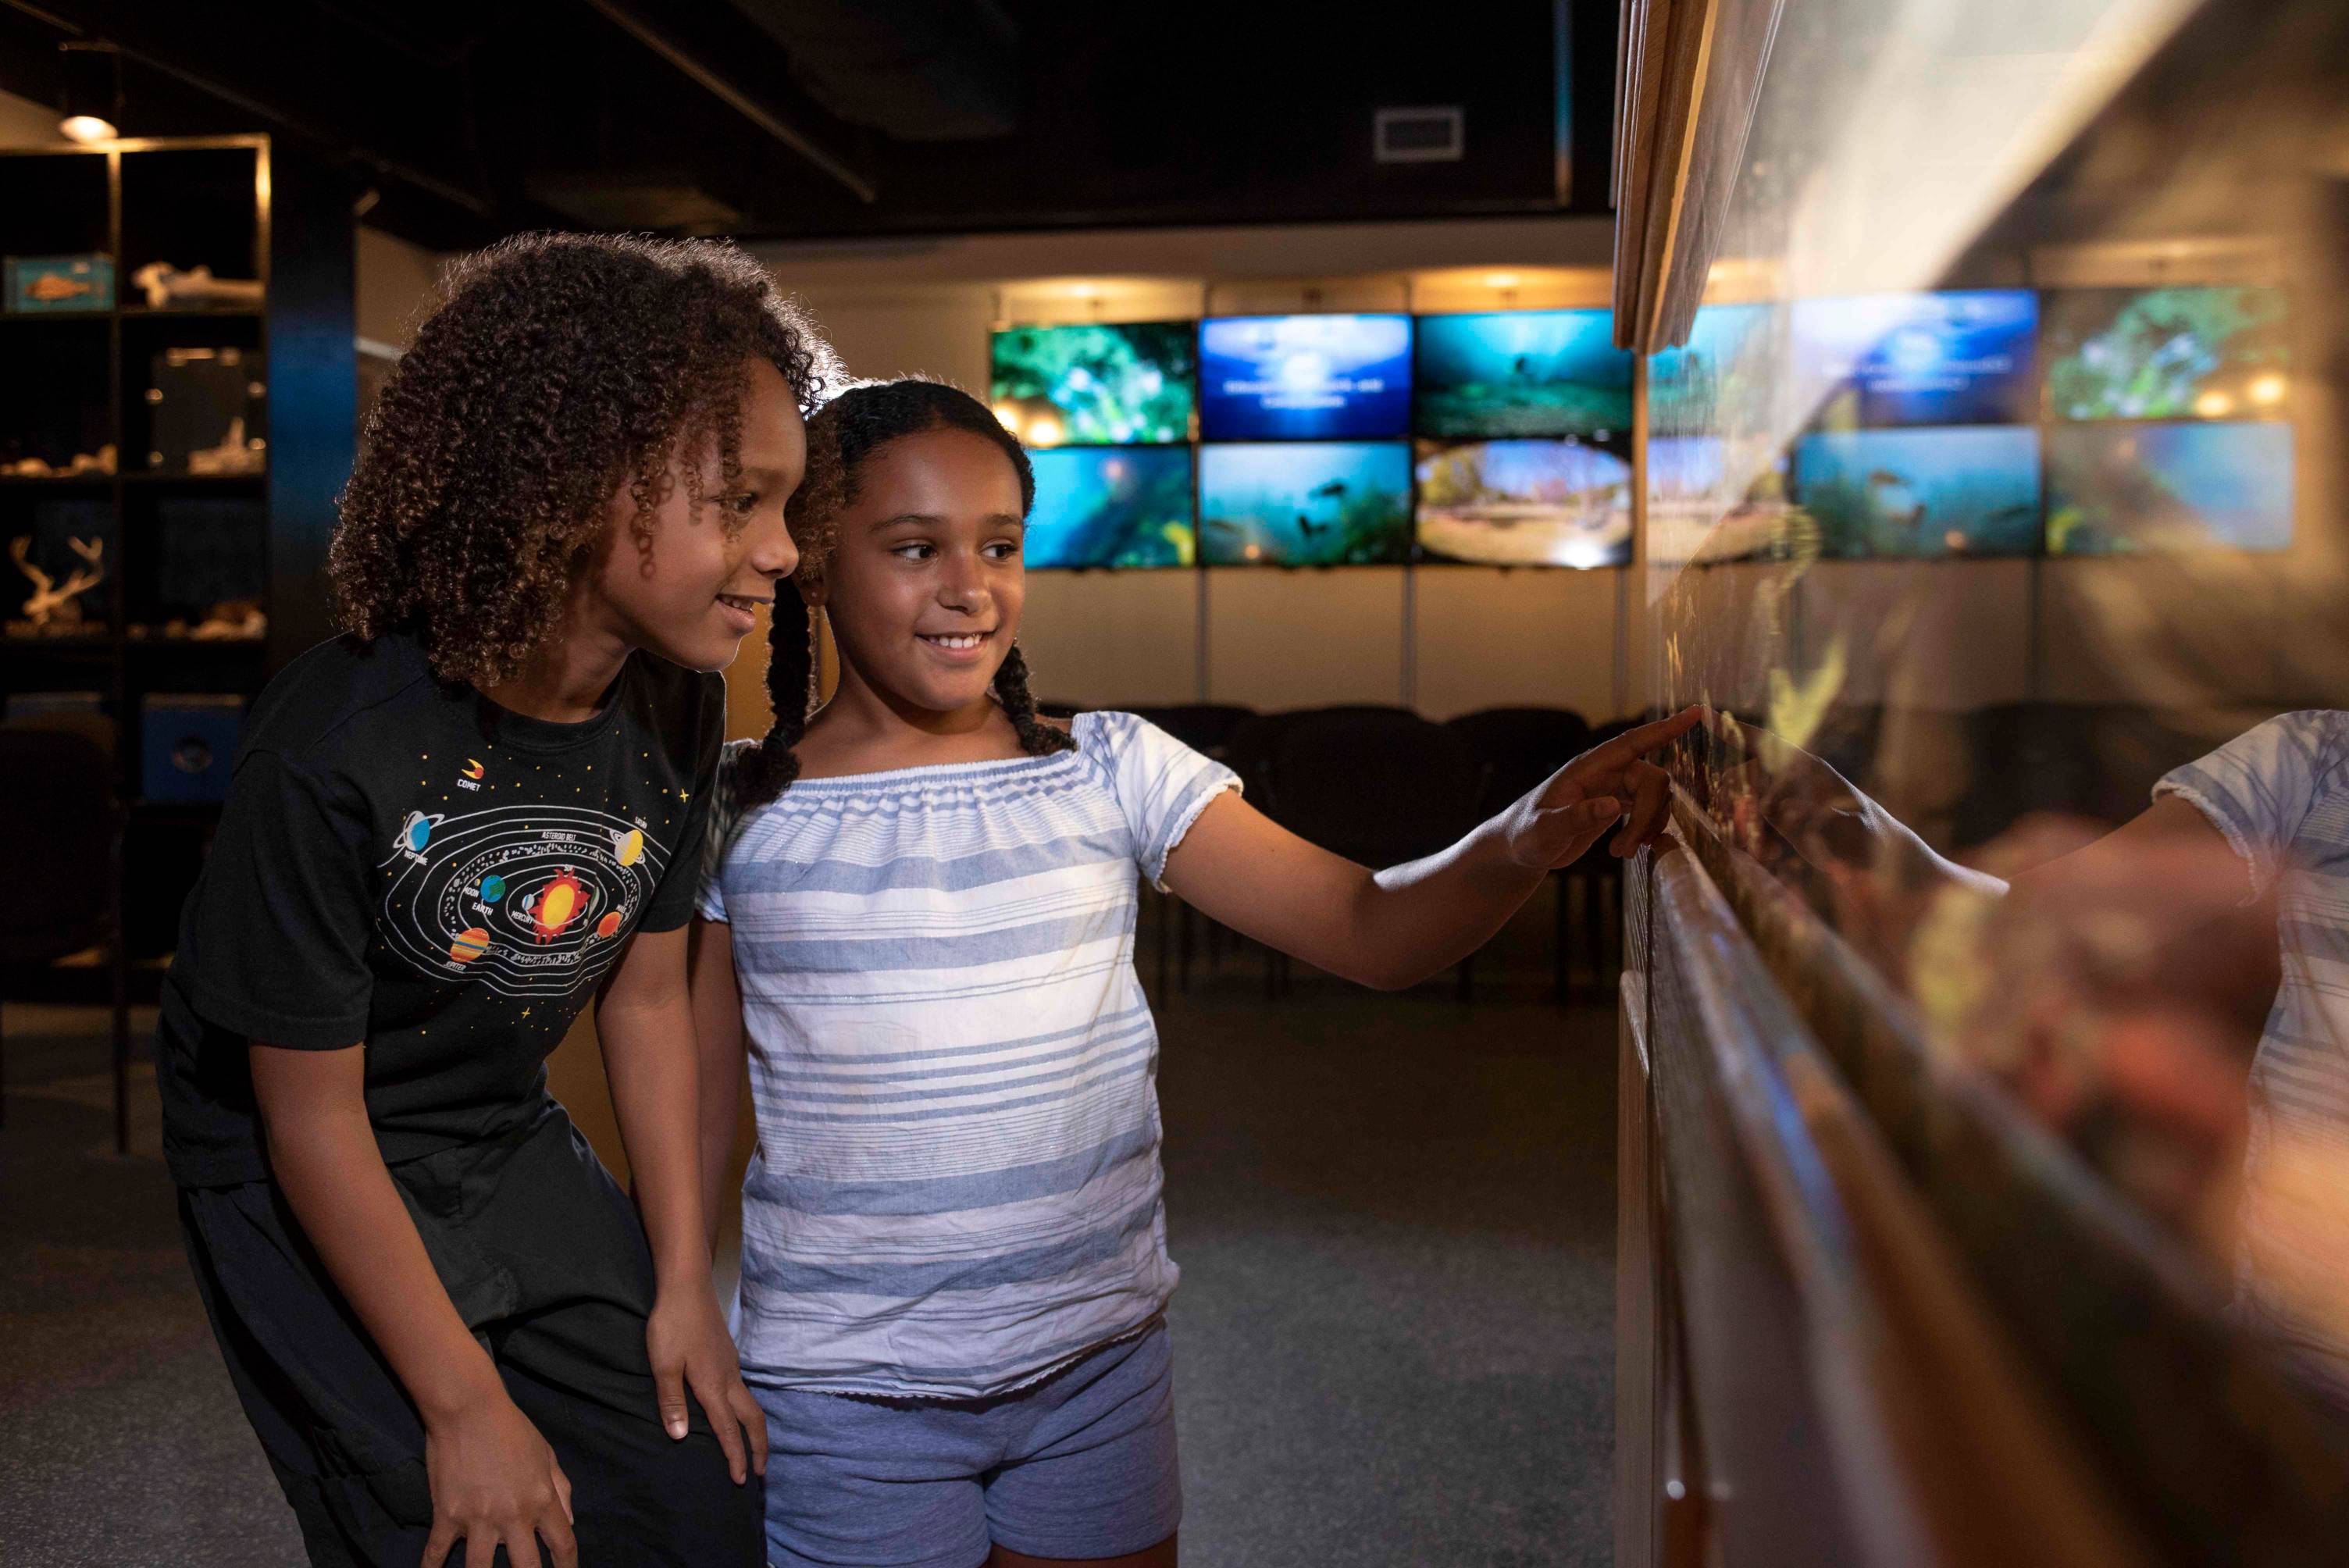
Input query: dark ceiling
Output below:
<box><xmin>0</xmin><ymin>1</ymin><xmax>1613</xmax><ymax>251</ymax></box>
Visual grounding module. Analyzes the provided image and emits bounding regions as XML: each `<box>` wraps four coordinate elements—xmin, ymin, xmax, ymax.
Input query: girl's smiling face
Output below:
<box><xmin>807</xmin><ymin>425</ymin><xmax>1028</xmax><ymax>717</ymax></box>
<box><xmin>586</xmin><ymin>355</ymin><xmax>807</xmax><ymax>674</ymax></box>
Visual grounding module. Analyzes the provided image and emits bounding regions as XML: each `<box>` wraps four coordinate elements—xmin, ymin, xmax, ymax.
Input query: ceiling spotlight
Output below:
<box><xmin>58</xmin><ymin>41</ymin><xmax>120</xmax><ymax>143</ymax></box>
<box><xmin>1485</xmin><ymin>272</ymin><xmax>1522</xmax><ymax>290</ymax></box>
<box><xmin>2247</xmin><ymin>372</ymin><xmax>2287</xmax><ymax>407</ymax></box>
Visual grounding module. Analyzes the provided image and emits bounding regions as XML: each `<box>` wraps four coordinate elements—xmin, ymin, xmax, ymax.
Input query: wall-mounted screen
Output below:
<box><xmin>2045</xmin><ymin>420</ymin><xmax>2291</xmax><ymax>554</ymax></box>
<box><xmin>1413</xmin><ymin>438</ymin><xmax>1631</xmax><ymax>568</ymax></box>
<box><xmin>1792</xmin><ymin>290</ymin><xmax>2038</xmax><ymax>427</ymax></box>
<box><xmin>1413</xmin><ymin>309</ymin><xmax>1632</xmax><ymax>440</ymax></box>
<box><xmin>1025</xmin><ymin>446</ymin><xmax>1195</xmax><ymax>569</ymax></box>
<box><xmin>1198</xmin><ymin>314</ymin><xmax>1411</xmax><ymax>440</ymax></box>
<box><xmin>1650</xmin><ymin>303</ymin><xmax>1773</xmax><ymax>429</ymax></box>
<box><xmin>1792</xmin><ymin>426</ymin><xmax>2042</xmax><ymax>558</ymax></box>
<box><xmin>1198</xmin><ymin>441</ymin><xmax>1410</xmax><ymax>565</ymax></box>
<box><xmin>2041</xmin><ymin>287</ymin><xmax>2290</xmax><ymax>422</ymax></box>
<box><xmin>988</xmin><ymin>322</ymin><xmax>1196</xmax><ymax>447</ymax></box>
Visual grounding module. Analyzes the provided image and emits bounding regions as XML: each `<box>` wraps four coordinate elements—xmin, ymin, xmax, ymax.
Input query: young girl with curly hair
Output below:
<box><xmin>690</xmin><ymin>377</ymin><xmax>1695</xmax><ymax>1568</ymax></box>
<box><xmin>159</xmin><ymin>233</ymin><xmax>832</xmax><ymax>1568</ymax></box>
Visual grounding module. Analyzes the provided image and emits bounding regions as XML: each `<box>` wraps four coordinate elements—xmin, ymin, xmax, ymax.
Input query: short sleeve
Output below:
<box><xmin>1082</xmin><ymin>711</ymin><xmax>1242</xmax><ymax>892</ymax></box>
<box><xmin>640</xmin><ymin>676</ymin><xmax>725</xmax><ymax>932</ymax></box>
<box><xmin>2153</xmin><ymin>711</ymin><xmax>2349</xmax><ymax>898</ymax></box>
<box><xmin>695</xmin><ymin>739</ymin><xmax>759</xmax><ymax>925</ymax></box>
<box><xmin>178</xmin><ymin>749</ymin><xmax>375</xmax><ymax>1050</ymax></box>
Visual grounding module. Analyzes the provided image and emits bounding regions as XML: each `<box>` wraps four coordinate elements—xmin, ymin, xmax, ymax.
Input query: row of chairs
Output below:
<box><xmin>1059</xmin><ymin>703</ymin><xmax>1644</xmax><ymax>1003</ymax></box>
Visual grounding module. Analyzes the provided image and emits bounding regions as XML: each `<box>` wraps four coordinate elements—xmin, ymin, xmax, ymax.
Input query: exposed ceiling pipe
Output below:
<box><xmin>0</xmin><ymin>0</ymin><xmax>497</xmax><ymax>216</ymax></box>
<box><xmin>579</xmin><ymin>0</ymin><xmax>879</xmax><ymax>205</ymax></box>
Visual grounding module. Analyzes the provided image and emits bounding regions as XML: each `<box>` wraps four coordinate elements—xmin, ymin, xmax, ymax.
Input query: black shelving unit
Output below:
<box><xmin>0</xmin><ymin>135</ymin><xmax>274</xmax><ymax>966</ymax></box>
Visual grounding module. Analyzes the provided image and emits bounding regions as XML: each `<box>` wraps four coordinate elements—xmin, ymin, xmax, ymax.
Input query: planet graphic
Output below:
<box><xmin>615</xmin><ymin>828</ymin><xmax>645</xmax><ymax>868</ymax></box>
<box><xmin>450</xmin><ymin>927</ymin><xmax>490</xmax><ymax>964</ymax></box>
<box><xmin>593</xmin><ymin>911</ymin><xmax>623</xmax><ymax>940</ymax></box>
<box><xmin>479</xmin><ymin>874</ymin><xmax>507</xmax><ymax>902</ymax></box>
<box><xmin>397</xmin><ymin>811</ymin><xmax>436</xmax><ymax>853</ymax></box>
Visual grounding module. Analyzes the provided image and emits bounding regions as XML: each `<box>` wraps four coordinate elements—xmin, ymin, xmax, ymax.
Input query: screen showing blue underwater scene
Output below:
<box><xmin>1412</xmin><ymin>310</ymin><xmax>1634</xmax><ymax>440</ymax></box>
<box><xmin>1413</xmin><ymin>438</ymin><xmax>1631</xmax><ymax>568</ymax></box>
<box><xmin>1792</xmin><ymin>290</ymin><xmax>2039</xmax><ymax>427</ymax></box>
<box><xmin>1650</xmin><ymin>303</ymin><xmax>1773</xmax><ymax>429</ymax></box>
<box><xmin>1197</xmin><ymin>441</ymin><xmax>1411</xmax><ymax>566</ymax></box>
<box><xmin>988</xmin><ymin>322</ymin><xmax>1196</xmax><ymax>446</ymax></box>
<box><xmin>2044</xmin><ymin>420</ymin><xmax>2293</xmax><ymax>554</ymax></box>
<box><xmin>1791</xmin><ymin>426</ymin><xmax>2043</xmax><ymax>558</ymax></box>
<box><xmin>2040</xmin><ymin>287</ymin><xmax>2290</xmax><ymax>422</ymax></box>
<box><xmin>1024</xmin><ymin>447</ymin><xmax>1196</xmax><ymax>569</ymax></box>
<box><xmin>1198</xmin><ymin>314</ymin><xmax>1412</xmax><ymax>440</ymax></box>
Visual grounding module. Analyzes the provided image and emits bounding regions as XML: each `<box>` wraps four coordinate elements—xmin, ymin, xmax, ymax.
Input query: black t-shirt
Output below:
<box><xmin>159</xmin><ymin>629</ymin><xmax>723</xmax><ymax>1187</ymax></box>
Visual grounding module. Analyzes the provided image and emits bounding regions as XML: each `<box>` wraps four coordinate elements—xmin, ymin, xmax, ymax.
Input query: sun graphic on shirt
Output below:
<box><xmin>529</xmin><ymin>868</ymin><xmax>586</xmax><ymax>944</ymax></box>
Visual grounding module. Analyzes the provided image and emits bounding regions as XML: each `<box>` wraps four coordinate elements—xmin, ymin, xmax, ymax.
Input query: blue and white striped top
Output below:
<box><xmin>698</xmin><ymin>711</ymin><xmax>1240</xmax><ymax>1398</ymax></box>
<box><xmin>2156</xmin><ymin>711</ymin><xmax>2349</xmax><ymax>1390</ymax></box>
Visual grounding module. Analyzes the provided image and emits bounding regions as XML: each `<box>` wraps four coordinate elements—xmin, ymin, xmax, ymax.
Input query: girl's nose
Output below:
<box><xmin>937</xmin><ymin>554</ymin><xmax>991</xmax><ymax>613</ymax></box>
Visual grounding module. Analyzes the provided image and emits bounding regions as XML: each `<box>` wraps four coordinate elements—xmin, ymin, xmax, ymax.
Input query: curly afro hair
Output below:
<box><xmin>731</xmin><ymin>378</ymin><xmax>1075</xmax><ymax>812</ymax></box>
<box><xmin>330</xmin><ymin>232</ymin><xmax>836</xmax><ymax>687</ymax></box>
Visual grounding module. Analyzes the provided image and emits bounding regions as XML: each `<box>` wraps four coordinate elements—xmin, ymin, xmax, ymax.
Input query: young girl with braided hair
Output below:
<box><xmin>690</xmin><ymin>376</ymin><xmax>1696</xmax><ymax>1568</ymax></box>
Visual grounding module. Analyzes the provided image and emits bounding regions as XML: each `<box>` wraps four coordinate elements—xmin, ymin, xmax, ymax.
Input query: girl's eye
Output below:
<box><xmin>984</xmin><ymin>540</ymin><xmax>1021</xmax><ymax>561</ymax></box>
<box><xmin>892</xmin><ymin>541</ymin><xmax>936</xmax><ymax>561</ymax></box>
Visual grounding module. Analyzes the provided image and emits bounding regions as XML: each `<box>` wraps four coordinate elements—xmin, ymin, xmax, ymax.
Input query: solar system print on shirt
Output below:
<box><xmin>376</xmin><ymin>798</ymin><xmax>672</xmax><ymax>996</ymax></box>
<box><xmin>153</xmin><ymin>628</ymin><xmax>725</xmax><ymax>1188</ymax></box>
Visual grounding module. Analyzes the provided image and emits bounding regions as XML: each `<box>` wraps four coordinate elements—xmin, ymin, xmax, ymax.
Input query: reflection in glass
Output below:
<box><xmin>1413</xmin><ymin>437</ymin><xmax>1631</xmax><ymax>568</ymax></box>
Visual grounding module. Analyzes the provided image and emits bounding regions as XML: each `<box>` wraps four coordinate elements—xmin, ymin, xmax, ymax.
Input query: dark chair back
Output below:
<box><xmin>1443</xmin><ymin>706</ymin><xmax>1593</xmax><ymax>816</ymax></box>
<box><xmin>1261</xmin><ymin>707</ymin><xmax>1484</xmax><ymax>867</ymax></box>
<box><xmin>1131</xmin><ymin>704</ymin><xmax>1256</xmax><ymax>760</ymax></box>
<box><xmin>0</xmin><ymin>728</ymin><xmax>117</xmax><ymax>966</ymax></box>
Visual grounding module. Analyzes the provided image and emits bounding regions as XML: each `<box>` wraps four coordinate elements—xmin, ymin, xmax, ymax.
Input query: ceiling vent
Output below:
<box><xmin>1374</xmin><ymin>106</ymin><xmax>1464</xmax><ymax>164</ymax></box>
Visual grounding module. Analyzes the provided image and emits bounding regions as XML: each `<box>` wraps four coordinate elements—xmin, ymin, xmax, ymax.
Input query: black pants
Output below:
<box><xmin>179</xmin><ymin>1106</ymin><xmax>764</xmax><ymax>1566</ymax></box>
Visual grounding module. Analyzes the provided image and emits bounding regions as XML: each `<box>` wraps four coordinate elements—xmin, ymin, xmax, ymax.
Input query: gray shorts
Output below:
<box><xmin>752</xmin><ymin>1319</ymin><xmax>1181</xmax><ymax>1568</ymax></box>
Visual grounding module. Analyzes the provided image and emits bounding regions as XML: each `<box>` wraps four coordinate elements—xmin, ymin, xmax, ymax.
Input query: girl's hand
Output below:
<box><xmin>646</xmin><ymin>1283</ymin><xmax>768</xmax><ymax>1485</ymax></box>
<box><xmin>419</xmin><ymin>1385</ymin><xmax>576</xmax><ymax>1568</ymax></box>
<box><xmin>1499</xmin><ymin>707</ymin><xmax>1702</xmax><ymax>871</ymax></box>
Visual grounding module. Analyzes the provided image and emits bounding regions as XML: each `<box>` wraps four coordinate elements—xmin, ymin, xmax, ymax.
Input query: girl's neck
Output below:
<box><xmin>799</xmin><ymin>662</ymin><xmax>1019</xmax><ymax>775</ymax></box>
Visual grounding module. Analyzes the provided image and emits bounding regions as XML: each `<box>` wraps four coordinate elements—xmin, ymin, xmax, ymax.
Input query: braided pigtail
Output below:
<box><xmin>732</xmin><ymin>577</ymin><xmax>820</xmax><ymax>811</ymax></box>
<box><xmin>994</xmin><ymin>641</ymin><xmax>1077</xmax><ymax>757</ymax></box>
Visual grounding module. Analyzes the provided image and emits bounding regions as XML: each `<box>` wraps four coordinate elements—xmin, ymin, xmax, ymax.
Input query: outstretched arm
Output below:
<box><xmin>1161</xmin><ymin>709</ymin><xmax>1702</xmax><ymax>990</ymax></box>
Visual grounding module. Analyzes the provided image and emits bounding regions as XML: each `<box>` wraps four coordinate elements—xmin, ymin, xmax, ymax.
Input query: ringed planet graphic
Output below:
<box><xmin>449</xmin><ymin>927</ymin><xmax>491</xmax><ymax>964</ymax></box>
<box><xmin>396</xmin><ymin>811</ymin><xmax>440</xmax><ymax>854</ymax></box>
<box><xmin>614</xmin><ymin>827</ymin><xmax>645</xmax><ymax>868</ymax></box>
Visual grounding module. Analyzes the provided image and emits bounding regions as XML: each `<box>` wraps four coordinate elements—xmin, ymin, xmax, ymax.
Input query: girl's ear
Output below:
<box><xmin>798</xmin><ymin>570</ymin><xmax>828</xmax><ymax>608</ymax></box>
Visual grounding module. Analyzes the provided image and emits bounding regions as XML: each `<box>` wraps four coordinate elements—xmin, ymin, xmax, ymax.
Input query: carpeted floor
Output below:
<box><xmin>0</xmin><ymin>917</ymin><xmax>1617</xmax><ymax>1566</ymax></box>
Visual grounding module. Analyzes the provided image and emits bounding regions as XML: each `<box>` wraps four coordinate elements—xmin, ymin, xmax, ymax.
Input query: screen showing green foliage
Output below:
<box><xmin>989</xmin><ymin>322</ymin><xmax>1196</xmax><ymax>446</ymax></box>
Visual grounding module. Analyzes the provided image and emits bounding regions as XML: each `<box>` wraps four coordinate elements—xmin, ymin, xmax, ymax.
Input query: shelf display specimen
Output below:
<box><xmin>2041</xmin><ymin>286</ymin><xmax>2290</xmax><ymax>422</ymax></box>
<box><xmin>1793</xmin><ymin>290</ymin><xmax>2039</xmax><ymax>427</ymax></box>
<box><xmin>1413</xmin><ymin>309</ymin><xmax>1633</xmax><ymax>440</ymax></box>
<box><xmin>989</xmin><ymin>322</ymin><xmax>1196</xmax><ymax>446</ymax></box>
<box><xmin>1024</xmin><ymin>446</ymin><xmax>1195</xmax><ymax>568</ymax></box>
<box><xmin>1413</xmin><ymin>437</ymin><xmax>1631</xmax><ymax>568</ymax></box>
<box><xmin>2044</xmin><ymin>420</ymin><xmax>2293</xmax><ymax>554</ymax></box>
<box><xmin>1198</xmin><ymin>441</ymin><xmax>1410</xmax><ymax>565</ymax></box>
<box><xmin>1792</xmin><ymin>426</ymin><xmax>2043</xmax><ymax>558</ymax></box>
<box><xmin>1198</xmin><ymin>314</ymin><xmax>1412</xmax><ymax>440</ymax></box>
